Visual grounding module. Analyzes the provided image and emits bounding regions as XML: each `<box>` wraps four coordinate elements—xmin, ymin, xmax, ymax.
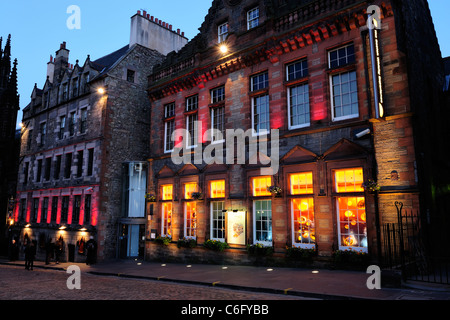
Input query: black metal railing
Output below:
<box><xmin>382</xmin><ymin>201</ymin><xmax>450</xmax><ymax>285</ymax></box>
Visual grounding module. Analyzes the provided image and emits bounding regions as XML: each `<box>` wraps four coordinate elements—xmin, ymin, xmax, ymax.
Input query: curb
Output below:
<box><xmin>87</xmin><ymin>270</ymin><xmax>368</xmax><ymax>301</ymax></box>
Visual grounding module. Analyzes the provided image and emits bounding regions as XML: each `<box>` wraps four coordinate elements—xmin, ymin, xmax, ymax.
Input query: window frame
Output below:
<box><xmin>251</xmin><ymin>176</ymin><xmax>272</xmax><ymax>197</ymax></box>
<box><xmin>287</xmin><ymin>83</ymin><xmax>310</xmax><ymax>130</ymax></box>
<box><xmin>329</xmin><ymin>70</ymin><xmax>359</xmax><ymax>122</ymax></box>
<box><xmin>72</xmin><ymin>195</ymin><xmax>81</xmax><ymax>225</ymax></box>
<box><xmin>161</xmin><ymin>202</ymin><xmax>173</xmax><ymax>238</ymax></box>
<box><xmin>184</xmin><ymin>201</ymin><xmax>197</xmax><ymax>239</ymax></box>
<box><xmin>186</xmin><ymin>112</ymin><xmax>198</xmax><ymax>149</ymax></box>
<box><xmin>328</xmin><ymin>44</ymin><xmax>359</xmax><ymax>122</ymax></box>
<box><xmin>332</xmin><ymin>167</ymin><xmax>367</xmax><ymax>252</ymax></box>
<box><xmin>218</xmin><ymin>22</ymin><xmax>228</xmax><ymax>43</ymax></box>
<box><xmin>84</xmin><ymin>194</ymin><xmax>92</xmax><ymax>225</ymax></box>
<box><xmin>210</xmin><ymin>201</ymin><xmax>225</xmax><ymax>242</ymax></box>
<box><xmin>247</xmin><ymin>7</ymin><xmax>259</xmax><ymax>30</ymax></box>
<box><xmin>291</xmin><ymin>198</ymin><xmax>316</xmax><ymax>249</ymax></box>
<box><xmin>59</xmin><ymin>115</ymin><xmax>66</xmax><ymax>140</ymax></box>
<box><xmin>253</xmin><ymin>199</ymin><xmax>272</xmax><ymax>246</ymax></box>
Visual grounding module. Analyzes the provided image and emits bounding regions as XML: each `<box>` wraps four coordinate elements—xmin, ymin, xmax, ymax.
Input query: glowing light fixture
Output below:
<box><xmin>219</xmin><ymin>44</ymin><xmax>228</xmax><ymax>54</ymax></box>
<box><xmin>97</xmin><ymin>87</ymin><xmax>105</xmax><ymax>94</ymax></box>
<box><xmin>59</xmin><ymin>226</ymin><xmax>67</xmax><ymax>230</ymax></box>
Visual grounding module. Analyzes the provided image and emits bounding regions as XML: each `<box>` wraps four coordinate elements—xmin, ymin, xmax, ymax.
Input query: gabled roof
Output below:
<box><xmin>90</xmin><ymin>44</ymin><xmax>130</xmax><ymax>78</ymax></box>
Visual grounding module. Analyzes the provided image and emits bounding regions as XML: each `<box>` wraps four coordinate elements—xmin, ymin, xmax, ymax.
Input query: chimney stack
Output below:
<box><xmin>129</xmin><ymin>10</ymin><xmax>188</xmax><ymax>55</ymax></box>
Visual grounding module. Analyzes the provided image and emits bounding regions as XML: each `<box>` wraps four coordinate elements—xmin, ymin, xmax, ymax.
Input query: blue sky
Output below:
<box><xmin>1</xmin><ymin>1</ymin><xmax>448</xmax><ymax>129</ymax></box>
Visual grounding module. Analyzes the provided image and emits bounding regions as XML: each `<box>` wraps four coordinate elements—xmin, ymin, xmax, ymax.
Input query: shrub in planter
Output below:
<box><xmin>246</xmin><ymin>243</ymin><xmax>273</xmax><ymax>256</ymax></box>
<box><xmin>286</xmin><ymin>247</ymin><xmax>317</xmax><ymax>261</ymax></box>
<box><xmin>203</xmin><ymin>239</ymin><xmax>229</xmax><ymax>252</ymax></box>
<box><xmin>332</xmin><ymin>249</ymin><xmax>370</xmax><ymax>268</ymax></box>
<box><xmin>155</xmin><ymin>236</ymin><xmax>172</xmax><ymax>246</ymax></box>
<box><xmin>177</xmin><ymin>238</ymin><xmax>197</xmax><ymax>248</ymax></box>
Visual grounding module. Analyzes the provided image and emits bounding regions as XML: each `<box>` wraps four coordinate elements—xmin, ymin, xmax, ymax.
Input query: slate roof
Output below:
<box><xmin>90</xmin><ymin>44</ymin><xmax>130</xmax><ymax>79</ymax></box>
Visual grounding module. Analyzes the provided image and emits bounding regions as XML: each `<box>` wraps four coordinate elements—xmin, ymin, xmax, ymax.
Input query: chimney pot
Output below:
<box><xmin>151</xmin><ymin>16</ymin><xmax>154</xmax><ymax>21</ymax></box>
<box><xmin>137</xmin><ymin>10</ymin><xmax>141</xmax><ymax>15</ymax></box>
<box><xmin>155</xmin><ymin>18</ymin><xmax>158</xmax><ymax>23</ymax></box>
<box><xmin>147</xmin><ymin>14</ymin><xmax>150</xmax><ymax>19</ymax></box>
<box><xmin>182</xmin><ymin>32</ymin><xmax>185</xmax><ymax>37</ymax></box>
<box><xmin>177</xmin><ymin>29</ymin><xmax>180</xmax><ymax>34</ymax></box>
<box><xmin>143</xmin><ymin>10</ymin><xmax>147</xmax><ymax>16</ymax></box>
<box><xmin>169</xmin><ymin>25</ymin><xmax>173</xmax><ymax>30</ymax></box>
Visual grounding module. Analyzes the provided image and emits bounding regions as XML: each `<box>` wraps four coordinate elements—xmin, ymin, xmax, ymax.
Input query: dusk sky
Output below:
<box><xmin>1</xmin><ymin>1</ymin><xmax>449</xmax><ymax>129</ymax></box>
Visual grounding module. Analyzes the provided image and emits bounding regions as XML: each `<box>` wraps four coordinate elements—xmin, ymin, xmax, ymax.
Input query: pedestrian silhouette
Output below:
<box><xmin>86</xmin><ymin>236</ymin><xmax>97</xmax><ymax>265</ymax></box>
<box><xmin>24</xmin><ymin>241</ymin><xmax>36</xmax><ymax>270</ymax></box>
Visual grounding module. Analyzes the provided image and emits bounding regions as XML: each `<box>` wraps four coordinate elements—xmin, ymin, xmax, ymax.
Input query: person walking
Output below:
<box><xmin>45</xmin><ymin>238</ymin><xmax>54</xmax><ymax>265</ymax></box>
<box><xmin>85</xmin><ymin>236</ymin><xmax>97</xmax><ymax>265</ymax></box>
<box><xmin>24</xmin><ymin>241</ymin><xmax>36</xmax><ymax>270</ymax></box>
<box><xmin>55</xmin><ymin>237</ymin><xmax>63</xmax><ymax>264</ymax></box>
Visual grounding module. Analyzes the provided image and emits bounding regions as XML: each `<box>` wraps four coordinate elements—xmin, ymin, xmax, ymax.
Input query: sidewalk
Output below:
<box><xmin>2</xmin><ymin>258</ymin><xmax>450</xmax><ymax>300</ymax></box>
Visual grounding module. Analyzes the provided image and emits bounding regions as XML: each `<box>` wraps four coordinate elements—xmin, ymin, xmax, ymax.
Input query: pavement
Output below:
<box><xmin>1</xmin><ymin>258</ymin><xmax>450</xmax><ymax>300</ymax></box>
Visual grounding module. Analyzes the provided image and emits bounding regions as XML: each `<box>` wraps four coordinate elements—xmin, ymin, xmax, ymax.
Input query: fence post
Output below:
<box><xmin>395</xmin><ymin>201</ymin><xmax>406</xmax><ymax>281</ymax></box>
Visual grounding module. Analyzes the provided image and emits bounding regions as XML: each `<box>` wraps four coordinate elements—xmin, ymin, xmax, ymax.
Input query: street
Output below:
<box><xmin>0</xmin><ymin>264</ymin><xmax>311</xmax><ymax>301</ymax></box>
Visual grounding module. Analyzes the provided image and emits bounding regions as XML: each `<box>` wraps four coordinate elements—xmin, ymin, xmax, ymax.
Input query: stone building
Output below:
<box><xmin>13</xmin><ymin>11</ymin><xmax>187</xmax><ymax>262</ymax></box>
<box><xmin>0</xmin><ymin>35</ymin><xmax>20</xmax><ymax>256</ymax></box>
<box><xmin>145</xmin><ymin>0</ymin><xmax>446</xmax><ymax>266</ymax></box>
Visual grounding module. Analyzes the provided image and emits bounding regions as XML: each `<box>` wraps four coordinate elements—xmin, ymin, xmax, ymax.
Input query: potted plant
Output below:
<box><xmin>191</xmin><ymin>192</ymin><xmax>203</xmax><ymax>200</ymax></box>
<box><xmin>246</xmin><ymin>243</ymin><xmax>274</xmax><ymax>256</ymax></box>
<box><xmin>155</xmin><ymin>235</ymin><xmax>172</xmax><ymax>245</ymax></box>
<box><xmin>203</xmin><ymin>239</ymin><xmax>230</xmax><ymax>252</ymax></box>
<box><xmin>361</xmin><ymin>180</ymin><xmax>380</xmax><ymax>193</ymax></box>
<box><xmin>267</xmin><ymin>186</ymin><xmax>282</xmax><ymax>197</ymax></box>
<box><xmin>145</xmin><ymin>193</ymin><xmax>156</xmax><ymax>202</ymax></box>
<box><xmin>177</xmin><ymin>237</ymin><xmax>197</xmax><ymax>248</ymax></box>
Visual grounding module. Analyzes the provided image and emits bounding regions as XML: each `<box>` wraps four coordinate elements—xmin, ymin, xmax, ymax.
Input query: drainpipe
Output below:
<box><xmin>361</xmin><ymin>25</ymin><xmax>383</xmax><ymax>266</ymax></box>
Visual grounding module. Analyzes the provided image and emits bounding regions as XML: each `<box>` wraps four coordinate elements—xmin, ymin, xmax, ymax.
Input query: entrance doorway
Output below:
<box><xmin>119</xmin><ymin>224</ymin><xmax>145</xmax><ymax>259</ymax></box>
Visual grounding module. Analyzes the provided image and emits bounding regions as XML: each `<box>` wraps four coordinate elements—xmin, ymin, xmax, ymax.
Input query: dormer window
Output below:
<box><xmin>72</xmin><ymin>78</ymin><xmax>78</xmax><ymax>98</ymax></box>
<box><xmin>247</xmin><ymin>7</ymin><xmax>259</xmax><ymax>30</ymax></box>
<box><xmin>62</xmin><ymin>83</ymin><xmax>68</xmax><ymax>102</ymax></box>
<box><xmin>218</xmin><ymin>22</ymin><xmax>228</xmax><ymax>43</ymax></box>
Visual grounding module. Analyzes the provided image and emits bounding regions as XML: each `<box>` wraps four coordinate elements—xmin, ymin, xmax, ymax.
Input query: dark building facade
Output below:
<box><xmin>0</xmin><ymin>35</ymin><xmax>20</xmax><ymax>256</ymax></box>
<box><xmin>145</xmin><ymin>0</ymin><xmax>447</xmax><ymax>266</ymax></box>
<box><xmin>13</xmin><ymin>11</ymin><xmax>187</xmax><ymax>262</ymax></box>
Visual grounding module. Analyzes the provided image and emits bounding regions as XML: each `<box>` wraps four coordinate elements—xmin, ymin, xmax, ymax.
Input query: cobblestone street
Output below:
<box><xmin>0</xmin><ymin>264</ymin><xmax>308</xmax><ymax>300</ymax></box>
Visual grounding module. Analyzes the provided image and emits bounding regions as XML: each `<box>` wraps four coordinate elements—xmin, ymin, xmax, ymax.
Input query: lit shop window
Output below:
<box><xmin>290</xmin><ymin>172</ymin><xmax>313</xmax><ymax>195</ymax></box>
<box><xmin>334</xmin><ymin>168</ymin><xmax>364</xmax><ymax>193</ymax></box>
<box><xmin>162</xmin><ymin>203</ymin><xmax>173</xmax><ymax>237</ymax></box>
<box><xmin>210</xmin><ymin>180</ymin><xmax>225</xmax><ymax>198</ymax></box>
<box><xmin>291</xmin><ymin>198</ymin><xmax>315</xmax><ymax>248</ymax></box>
<box><xmin>252</xmin><ymin>176</ymin><xmax>272</xmax><ymax>197</ymax></box>
<box><xmin>184</xmin><ymin>182</ymin><xmax>198</xmax><ymax>200</ymax></box>
<box><xmin>161</xmin><ymin>185</ymin><xmax>173</xmax><ymax>201</ymax></box>
<box><xmin>185</xmin><ymin>202</ymin><xmax>197</xmax><ymax>239</ymax></box>
<box><xmin>337</xmin><ymin>197</ymin><xmax>367</xmax><ymax>251</ymax></box>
